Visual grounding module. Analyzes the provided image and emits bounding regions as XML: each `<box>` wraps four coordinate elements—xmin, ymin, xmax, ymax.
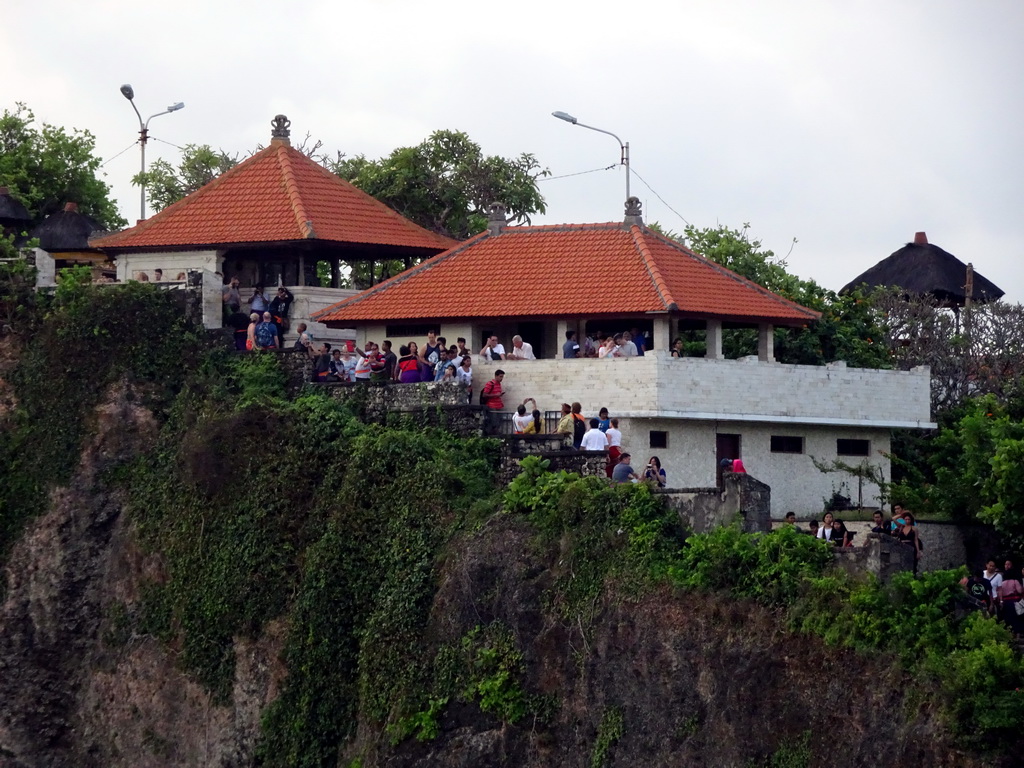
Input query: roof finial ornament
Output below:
<box><xmin>486</xmin><ymin>201</ymin><xmax>507</xmax><ymax>236</ymax></box>
<box><xmin>623</xmin><ymin>196</ymin><xmax>643</xmax><ymax>227</ymax></box>
<box><xmin>271</xmin><ymin>115</ymin><xmax>291</xmax><ymax>145</ymax></box>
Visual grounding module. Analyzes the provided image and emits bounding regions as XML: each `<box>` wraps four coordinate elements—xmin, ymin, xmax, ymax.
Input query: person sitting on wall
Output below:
<box><xmin>292</xmin><ymin>322</ymin><xmax>313</xmax><ymax>352</ymax></box>
<box><xmin>479</xmin><ymin>335</ymin><xmax>506</xmax><ymax>361</ymax></box>
<box><xmin>508</xmin><ymin>335</ymin><xmax>536</xmax><ymax>360</ymax></box>
<box><xmin>563</xmin><ymin>330</ymin><xmax>581</xmax><ymax>359</ymax></box>
<box><xmin>269</xmin><ymin>286</ymin><xmax>294</xmax><ymax>339</ymax></box>
<box><xmin>523</xmin><ymin>409</ymin><xmax>543</xmax><ymax>434</ymax></box>
<box><xmin>480</xmin><ymin>369</ymin><xmax>506</xmax><ymax>436</ymax></box>
<box><xmin>611</xmin><ymin>453</ymin><xmax>639</xmax><ymax>483</ymax></box>
<box><xmin>580</xmin><ymin>418</ymin><xmax>609</xmax><ymax>452</ymax></box>
<box><xmin>512</xmin><ymin>398</ymin><xmax>537</xmax><ymax>433</ymax></box>
<box><xmin>671</xmin><ymin>338</ymin><xmax>685</xmax><ymax>358</ymax></box>
<box><xmin>605</xmin><ymin>418</ymin><xmax>623</xmax><ymax>478</ymax></box>
<box><xmin>254</xmin><ymin>311</ymin><xmax>279</xmax><ymax>350</ymax></box>
<box><xmin>784</xmin><ymin>512</ymin><xmax>797</xmax><ymax>525</ymax></box>
<box><xmin>643</xmin><ymin>456</ymin><xmax>667</xmax><ymax>487</ymax></box>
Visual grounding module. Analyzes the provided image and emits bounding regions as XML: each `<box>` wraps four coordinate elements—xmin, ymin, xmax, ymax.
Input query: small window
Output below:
<box><xmin>385</xmin><ymin>323</ymin><xmax>438</xmax><ymax>338</ymax></box>
<box><xmin>770</xmin><ymin>435</ymin><xmax>803</xmax><ymax>454</ymax></box>
<box><xmin>650</xmin><ymin>430</ymin><xmax>668</xmax><ymax>449</ymax></box>
<box><xmin>837</xmin><ymin>438</ymin><xmax>870</xmax><ymax>456</ymax></box>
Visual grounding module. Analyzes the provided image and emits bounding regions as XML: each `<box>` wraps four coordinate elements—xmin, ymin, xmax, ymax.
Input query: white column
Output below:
<box><xmin>706</xmin><ymin>319</ymin><xmax>723</xmax><ymax>359</ymax></box>
<box><xmin>652</xmin><ymin>315</ymin><xmax>670</xmax><ymax>352</ymax></box>
<box><xmin>758</xmin><ymin>323</ymin><xmax>775</xmax><ymax>362</ymax></box>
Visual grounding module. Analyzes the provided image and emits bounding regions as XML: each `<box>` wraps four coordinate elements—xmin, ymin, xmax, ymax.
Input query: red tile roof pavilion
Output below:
<box><xmin>92</xmin><ymin>116</ymin><xmax>455</xmax><ymax>257</ymax></box>
<box><xmin>315</xmin><ymin>200</ymin><xmax>820</xmax><ymax>328</ymax></box>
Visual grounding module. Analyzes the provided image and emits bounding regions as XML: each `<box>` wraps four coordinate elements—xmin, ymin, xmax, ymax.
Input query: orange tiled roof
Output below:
<box><xmin>313</xmin><ymin>223</ymin><xmax>821</xmax><ymax>326</ymax></box>
<box><xmin>92</xmin><ymin>141</ymin><xmax>456</xmax><ymax>253</ymax></box>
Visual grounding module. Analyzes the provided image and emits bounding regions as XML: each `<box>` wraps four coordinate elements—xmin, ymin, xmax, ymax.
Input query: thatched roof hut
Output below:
<box><xmin>842</xmin><ymin>232</ymin><xmax>1004</xmax><ymax>306</ymax></box>
<box><xmin>23</xmin><ymin>202</ymin><xmax>106</xmax><ymax>252</ymax></box>
<box><xmin>0</xmin><ymin>187</ymin><xmax>31</xmax><ymax>232</ymax></box>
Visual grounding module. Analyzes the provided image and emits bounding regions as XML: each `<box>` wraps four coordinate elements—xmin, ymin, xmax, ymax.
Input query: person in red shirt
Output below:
<box><xmin>481</xmin><ymin>370</ymin><xmax>505</xmax><ymax>435</ymax></box>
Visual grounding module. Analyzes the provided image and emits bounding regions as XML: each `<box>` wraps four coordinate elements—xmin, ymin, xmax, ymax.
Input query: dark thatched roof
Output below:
<box><xmin>841</xmin><ymin>232</ymin><xmax>1004</xmax><ymax>305</ymax></box>
<box><xmin>0</xmin><ymin>187</ymin><xmax>31</xmax><ymax>224</ymax></box>
<box><xmin>22</xmin><ymin>203</ymin><xmax>107</xmax><ymax>251</ymax></box>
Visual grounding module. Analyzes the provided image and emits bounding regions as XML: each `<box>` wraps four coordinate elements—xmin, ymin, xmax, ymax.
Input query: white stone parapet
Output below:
<box><xmin>471</xmin><ymin>351</ymin><xmax>934</xmax><ymax>428</ymax></box>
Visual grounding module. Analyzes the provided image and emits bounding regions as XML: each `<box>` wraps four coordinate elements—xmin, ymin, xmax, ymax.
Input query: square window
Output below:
<box><xmin>650</xmin><ymin>430</ymin><xmax>668</xmax><ymax>449</ymax></box>
<box><xmin>837</xmin><ymin>438</ymin><xmax>870</xmax><ymax>456</ymax></box>
<box><xmin>770</xmin><ymin>435</ymin><xmax>803</xmax><ymax>454</ymax></box>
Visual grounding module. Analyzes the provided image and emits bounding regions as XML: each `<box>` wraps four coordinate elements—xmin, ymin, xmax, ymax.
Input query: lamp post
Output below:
<box><xmin>120</xmin><ymin>84</ymin><xmax>184</xmax><ymax>220</ymax></box>
<box><xmin>552</xmin><ymin>111</ymin><xmax>629</xmax><ymax>200</ymax></box>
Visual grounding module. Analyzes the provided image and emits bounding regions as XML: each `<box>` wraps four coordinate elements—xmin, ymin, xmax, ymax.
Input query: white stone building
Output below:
<box><xmin>316</xmin><ymin>199</ymin><xmax>935</xmax><ymax>517</ymax></box>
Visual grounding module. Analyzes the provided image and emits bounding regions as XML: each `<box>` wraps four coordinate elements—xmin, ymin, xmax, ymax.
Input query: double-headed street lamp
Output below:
<box><xmin>120</xmin><ymin>84</ymin><xmax>184</xmax><ymax>220</ymax></box>
<box><xmin>552</xmin><ymin>111</ymin><xmax>630</xmax><ymax>201</ymax></box>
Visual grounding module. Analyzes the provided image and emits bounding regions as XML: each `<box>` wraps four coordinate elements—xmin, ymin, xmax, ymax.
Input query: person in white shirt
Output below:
<box><xmin>619</xmin><ymin>331</ymin><xmax>638</xmax><ymax>357</ymax></box>
<box><xmin>456</xmin><ymin>356</ymin><xmax>473</xmax><ymax>389</ymax></box>
<box><xmin>580</xmin><ymin>418</ymin><xmax>609</xmax><ymax>451</ymax></box>
<box><xmin>512</xmin><ymin>397</ymin><xmax>537</xmax><ymax>432</ymax></box>
<box><xmin>984</xmin><ymin>559</ymin><xmax>1004</xmax><ymax>604</ymax></box>
<box><xmin>508</xmin><ymin>335</ymin><xmax>536</xmax><ymax>360</ymax></box>
<box><xmin>479</xmin><ymin>336</ymin><xmax>506</xmax><ymax>360</ymax></box>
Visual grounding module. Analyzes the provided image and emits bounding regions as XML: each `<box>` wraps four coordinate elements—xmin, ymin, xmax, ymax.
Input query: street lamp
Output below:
<box><xmin>552</xmin><ymin>111</ymin><xmax>630</xmax><ymax>200</ymax></box>
<box><xmin>120</xmin><ymin>84</ymin><xmax>185</xmax><ymax>220</ymax></box>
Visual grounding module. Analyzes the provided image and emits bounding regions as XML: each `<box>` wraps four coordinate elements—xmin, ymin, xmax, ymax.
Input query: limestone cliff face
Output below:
<box><xmin>0</xmin><ymin>384</ymin><xmax>284</xmax><ymax>768</ymax></box>
<box><xmin>0</xmin><ymin>390</ymin><xmax>993</xmax><ymax>768</ymax></box>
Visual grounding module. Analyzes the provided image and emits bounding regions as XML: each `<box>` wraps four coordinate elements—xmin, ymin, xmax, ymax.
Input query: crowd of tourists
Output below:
<box><xmin>966</xmin><ymin>558</ymin><xmax>1024</xmax><ymax>638</ymax></box>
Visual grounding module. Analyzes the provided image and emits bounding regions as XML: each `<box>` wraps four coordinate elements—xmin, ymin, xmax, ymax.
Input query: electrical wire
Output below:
<box><xmin>538</xmin><ymin>164</ymin><xmax>617</xmax><ymax>182</ymax></box>
<box><xmin>100</xmin><ymin>141</ymin><xmax>140</xmax><ymax>167</ymax></box>
<box><xmin>629</xmin><ymin>165</ymin><xmax>691</xmax><ymax>228</ymax></box>
<box><xmin>151</xmin><ymin>136</ymin><xmax>185</xmax><ymax>151</ymax></box>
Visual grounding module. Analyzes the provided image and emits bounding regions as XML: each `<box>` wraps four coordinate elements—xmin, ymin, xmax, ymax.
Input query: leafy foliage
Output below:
<box><xmin>674</xmin><ymin>224</ymin><xmax>889</xmax><ymax>368</ymax></box>
<box><xmin>889</xmin><ymin>394</ymin><xmax>1024</xmax><ymax>544</ymax></box>
<box><xmin>132</xmin><ymin>144</ymin><xmax>238</xmax><ymax>213</ymax></box>
<box><xmin>332</xmin><ymin>130</ymin><xmax>547</xmax><ymax>241</ymax></box>
<box><xmin>0</xmin><ymin>103</ymin><xmax>125</xmax><ymax>230</ymax></box>
<box><xmin>0</xmin><ymin>277</ymin><xmax>198</xmax><ymax>569</ymax></box>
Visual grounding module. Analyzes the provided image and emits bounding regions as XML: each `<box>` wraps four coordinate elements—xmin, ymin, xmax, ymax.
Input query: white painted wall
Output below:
<box><xmin>466</xmin><ymin>352</ymin><xmax>926</xmax><ymax>517</ymax></box>
<box><xmin>115</xmin><ymin>250</ymin><xmax>221</xmax><ymax>282</ymax></box>
<box><xmin>470</xmin><ymin>352</ymin><xmax>933</xmax><ymax>428</ymax></box>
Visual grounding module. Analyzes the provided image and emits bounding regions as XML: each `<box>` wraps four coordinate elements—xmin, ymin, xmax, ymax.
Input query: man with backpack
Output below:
<box><xmin>570</xmin><ymin>402</ymin><xmax>587</xmax><ymax>449</ymax></box>
<box><xmin>254</xmin><ymin>311</ymin><xmax>279</xmax><ymax>350</ymax></box>
<box><xmin>480</xmin><ymin>369</ymin><xmax>505</xmax><ymax>435</ymax></box>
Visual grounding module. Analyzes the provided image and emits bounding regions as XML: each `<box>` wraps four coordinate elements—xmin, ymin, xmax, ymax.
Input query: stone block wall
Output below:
<box><xmin>656</xmin><ymin>472</ymin><xmax>771</xmax><ymax>534</ymax></box>
<box><xmin>832</xmin><ymin>534</ymin><xmax>916</xmax><ymax>583</ymax></box>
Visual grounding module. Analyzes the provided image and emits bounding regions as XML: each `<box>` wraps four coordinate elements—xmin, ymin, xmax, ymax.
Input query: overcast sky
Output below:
<box><xmin>3</xmin><ymin>0</ymin><xmax>1021</xmax><ymax>301</ymax></box>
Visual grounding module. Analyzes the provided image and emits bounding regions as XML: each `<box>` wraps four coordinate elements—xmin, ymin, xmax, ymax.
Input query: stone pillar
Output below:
<box><xmin>652</xmin><ymin>315</ymin><xmax>670</xmax><ymax>352</ymax></box>
<box><xmin>297</xmin><ymin>254</ymin><xmax>305</xmax><ymax>286</ymax></box>
<box><xmin>706</xmin><ymin>319</ymin><xmax>723</xmax><ymax>359</ymax></box>
<box><xmin>202</xmin><ymin>269</ymin><xmax>224</xmax><ymax>330</ymax></box>
<box><xmin>757</xmin><ymin>323</ymin><xmax>775</xmax><ymax>362</ymax></box>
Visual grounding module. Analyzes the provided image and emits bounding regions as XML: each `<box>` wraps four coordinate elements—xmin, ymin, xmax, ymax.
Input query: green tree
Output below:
<box><xmin>330</xmin><ymin>129</ymin><xmax>547</xmax><ymax>240</ymax></box>
<box><xmin>0</xmin><ymin>103</ymin><xmax>125</xmax><ymax>231</ymax></box>
<box><xmin>674</xmin><ymin>223</ymin><xmax>889</xmax><ymax>368</ymax></box>
<box><xmin>132</xmin><ymin>144</ymin><xmax>238</xmax><ymax>212</ymax></box>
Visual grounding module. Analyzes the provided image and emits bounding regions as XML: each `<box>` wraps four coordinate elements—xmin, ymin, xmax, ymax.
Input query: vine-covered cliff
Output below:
<box><xmin>0</xmin><ymin>280</ymin><xmax>1021</xmax><ymax>768</ymax></box>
